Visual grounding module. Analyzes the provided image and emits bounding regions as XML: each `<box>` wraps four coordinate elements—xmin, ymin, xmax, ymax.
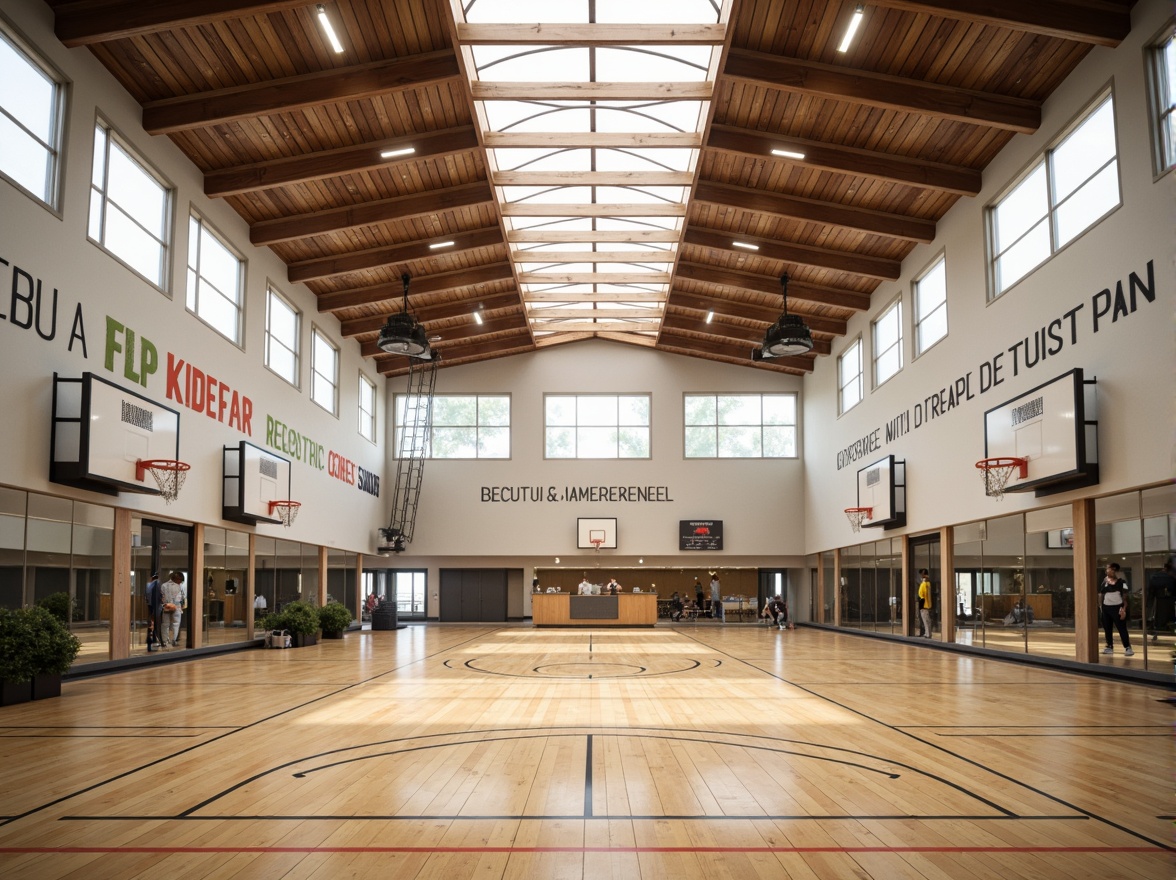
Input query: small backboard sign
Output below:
<box><xmin>857</xmin><ymin>455</ymin><xmax>906</xmax><ymax>530</ymax></box>
<box><xmin>680</xmin><ymin>520</ymin><xmax>723</xmax><ymax>551</ymax></box>
<box><xmin>50</xmin><ymin>372</ymin><xmax>181</xmax><ymax>496</ymax></box>
<box><xmin>222</xmin><ymin>440</ymin><xmax>292</xmax><ymax>525</ymax></box>
<box><xmin>577</xmin><ymin>517</ymin><xmax>618</xmax><ymax>549</ymax></box>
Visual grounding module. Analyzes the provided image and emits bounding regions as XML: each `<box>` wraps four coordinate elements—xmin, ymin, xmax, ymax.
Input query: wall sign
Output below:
<box><xmin>680</xmin><ymin>520</ymin><xmax>723</xmax><ymax>551</ymax></box>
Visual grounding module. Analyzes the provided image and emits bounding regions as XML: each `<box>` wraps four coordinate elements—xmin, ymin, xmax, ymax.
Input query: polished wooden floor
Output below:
<box><xmin>0</xmin><ymin>624</ymin><xmax>1172</xmax><ymax>879</ymax></box>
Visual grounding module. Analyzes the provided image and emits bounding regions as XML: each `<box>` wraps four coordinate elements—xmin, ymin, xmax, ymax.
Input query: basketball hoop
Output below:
<box><xmin>844</xmin><ymin>507</ymin><xmax>873</xmax><ymax>532</ymax></box>
<box><xmin>268</xmin><ymin>500</ymin><xmax>301</xmax><ymax>528</ymax></box>
<box><xmin>590</xmin><ymin>538</ymin><xmax>603</xmax><ymax>552</ymax></box>
<box><xmin>975</xmin><ymin>457</ymin><xmax>1028</xmax><ymax>500</ymax></box>
<box><xmin>136</xmin><ymin>459</ymin><xmax>190</xmax><ymax>504</ymax></box>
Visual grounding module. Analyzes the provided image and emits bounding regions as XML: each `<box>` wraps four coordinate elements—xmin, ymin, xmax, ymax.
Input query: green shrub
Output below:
<box><xmin>0</xmin><ymin>606</ymin><xmax>80</xmax><ymax>680</ymax></box>
<box><xmin>317</xmin><ymin>602</ymin><xmax>353</xmax><ymax>635</ymax></box>
<box><xmin>0</xmin><ymin>608</ymin><xmax>36</xmax><ymax>683</ymax></box>
<box><xmin>37</xmin><ymin>592</ymin><xmax>73</xmax><ymax>625</ymax></box>
<box><xmin>276</xmin><ymin>600</ymin><xmax>320</xmax><ymax>636</ymax></box>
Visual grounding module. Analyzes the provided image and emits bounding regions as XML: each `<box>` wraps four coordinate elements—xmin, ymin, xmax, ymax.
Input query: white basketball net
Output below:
<box><xmin>272</xmin><ymin>502</ymin><xmax>301</xmax><ymax>528</ymax></box>
<box><xmin>844</xmin><ymin>509</ymin><xmax>871</xmax><ymax>532</ymax></box>
<box><xmin>147</xmin><ymin>462</ymin><xmax>189</xmax><ymax>504</ymax></box>
<box><xmin>980</xmin><ymin>464</ymin><xmax>1018</xmax><ymax>500</ymax></box>
<box><xmin>591</xmin><ymin>539</ymin><xmax>603</xmax><ymax>551</ymax></box>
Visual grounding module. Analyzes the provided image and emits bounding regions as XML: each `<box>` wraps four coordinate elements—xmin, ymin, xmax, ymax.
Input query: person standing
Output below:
<box><xmin>1099</xmin><ymin>562</ymin><xmax>1133</xmax><ymax>656</ymax></box>
<box><xmin>145</xmin><ymin>572</ymin><xmax>162</xmax><ymax>651</ymax></box>
<box><xmin>1147</xmin><ymin>559</ymin><xmax>1175</xmax><ymax>642</ymax></box>
<box><xmin>917</xmin><ymin>569</ymin><xmax>934</xmax><ymax>639</ymax></box>
<box><xmin>160</xmin><ymin>571</ymin><xmax>186</xmax><ymax>648</ymax></box>
<box><xmin>710</xmin><ymin>573</ymin><xmax>723</xmax><ymax>621</ymax></box>
<box><xmin>254</xmin><ymin>590</ymin><xmax>268</xmax><ymax>624</ymax></box>
<box><xmin>694</xmin><ymin>579</ymin><xmax>705</xmax><ymax>612</ymax></box>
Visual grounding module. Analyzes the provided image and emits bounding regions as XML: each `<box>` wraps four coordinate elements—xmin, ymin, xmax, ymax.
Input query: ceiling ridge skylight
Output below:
<box><xmin>451</xmin><ymin>0</ymin><xmax>729</xmax><ymax>345</ymax></box>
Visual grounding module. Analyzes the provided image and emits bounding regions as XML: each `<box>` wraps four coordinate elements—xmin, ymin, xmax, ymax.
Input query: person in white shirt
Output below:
<box><xmin>254</xmin><ymin>591</ymin><xmax>267</xmax><ymax>624</ymax></box>
<box><xmin>160</xmin><ymin>571</ymin><xmax>186</xmax><ymax>648</ymax></box>
<box><xmin>578</xmin><ymin>577</ymin><xmax>593</xmax><ymax>595</ymax></box>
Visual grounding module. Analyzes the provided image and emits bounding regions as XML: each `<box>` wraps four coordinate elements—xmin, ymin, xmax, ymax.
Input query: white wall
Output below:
<box><xmin>0</xmin><ymin>0</ymin><xmax>386</xmax><ymax>555</ymax></box>
<box><xmin>803</xmin><ymin>0</ymin><xmax>1176</xmax><ymax>554</ymax></box>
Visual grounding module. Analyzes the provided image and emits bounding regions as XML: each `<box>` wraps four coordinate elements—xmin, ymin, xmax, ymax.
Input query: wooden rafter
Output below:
<box><xmin>674</xmin><ymin>262</ymin><xmax>870</xmax><ymax>313</ymax></box>
<box><xmin>455</xmin><ymin>23</ymin><xmax>727</xmax><ymax>45</ymax></box>
<box><xmin>54</xmin><ymin>0</ymin><xmax>306</xmax><ymax>47</ymax></box>
<box><xmin>289</xmin><ymin>227</ymin><xmax>505</xmax><ymax>284</ymax></box>
<box><xmin>205</xmin><ymin>127</ymin><xmax>482</xmax><ymax>198</ymax></box>
<box><xmin>318</xmin><ymin>264</ymin><xmax>517</xmax><ymax>313</ymax></box>
<box><xmin>693</xmin><ymin>180</ymin><xmax>937</xmax><ymax>243</ymax></box>
<box><xmin>339</xmin><ymin>292</ymin><xmax>523</xmax><ymax>338</ymax></box>
<box><xmin>871</xmin><ymin>0</ymin><xmax>1131</xmax><ymax>47</ymax></box>
<box><xmin>250</xmin><ymin>181</ymin><xmax>495</xmax><ymax>246</ymax></box>
<box><xmin>723</xmin><ymin>49</ymin><xmax>1041</xmax><ymax>134</ymax></box>
<box><xmin>472</xmin><ymin>82</ymin><xmax>713</xmax><ymax>102</ymax></box>
<box><xmin>143</xmin><ymin>52</ymin><xmax>462</xmax><ymax>134</ymax></box>
<box><xmin>706</xmin><ymin>124</ymin><xmax>981</xmax><ymax>196</ymax></box>
<box><xmin>682</xmin><ymin>227</ymin><xmax>901</xmax><ymax>281</ymax></box>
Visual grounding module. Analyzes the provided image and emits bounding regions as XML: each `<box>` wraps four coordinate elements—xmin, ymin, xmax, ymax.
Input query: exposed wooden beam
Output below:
<box><xmin>658</xmin><ymin>330</ymin><xmax>815</xmax><ymax>373</ymax></box>
<box><xmin>533</xmin><ymin>333</ymin><xmax>596</xmax><ymax>348</ymax></box>
<box><xmin>527</xmin><ymin>308</ymin><xmax>664</xmax><ymax>319</ymax></box>
<box><xmin>339</xmin><ymin>292</ymin><xmax>521</xmax><ymax>338</ymax></box>
<box><xmin>471</xmin><ymin>82</ymin><xmax>712</xmax><ymax>101</ymax></box>
<box><xmin>683</xmin><ymin>226</ymin><xmax>900</xmax><ymax>281</ymax></box>
<box><xmin>380</xmin><ymin>334</ymin><xmax>537</xmax><ymax>377</ymax></box>
<box><xmin>724</xmin><ymin>48</ymin><xmax>1040</xmax><ymax>134</ymax></box>
<box><xmin>250</xmin><ymin>181</ymin><xmax>494</xmax><ymax>246</ymax></box>
<box><xmin>205</xmin><ymin>127</ymin><xmax>481</xmax><ymax>198</ymax></box>
<box><xmin>53</xmin><ymin>0</ymin><xmax>304</xmax><ymax>47</ymax></box>
<box><xmin>706</xmin><ymin>123</ymin><xmax>981</xmax><ymax>196</ymax></box>
<box><xmin>362</xmin><ymin>315</ymin><xmax>527</xmax><ymax>359</ymax></box>
<box><xmin>319</xmin><ymin>264</ymin><xmax>516</xmax><ymax>313</ymax></box>
<box><xmin>661</xmin><ymin>313</ymin><xmax>832</xmax><ymax>356</ymax></box>
<box><xmin>517</xmin><ymin>272</ymin><xmax>671</xmax><ymax>285</ymax></box>
<box><xmin>694</xmin><ymin>180</ymin><xmax>936</xmax><ymax>243</ymax></box>
<box><xmin>502</xmin><ymin>203</ymin><xmax>687</xmax><ymax>217</ymax></box>
<box><xmin>485</xmin><ymin>132</ymin><xmax>702</xmax><ymax>149</ymax></box>
<box><xmin>509</xmin><ymin>230</ymin><xmax>682</xmax><ymax>243</ymax></box>
<box><xmin>523</xmin><ymin>294</ymin><xmax>666</xmax><ymax>303</ymax></box>
<box><xmin>594</xmin><ymin>333</ymin><xmax>660</xmax><ymax>348</ymax></box>
<box><xmin>494</xmin><ymin>171</ymin><xmax>694</xmax><ymax>187</ymax></box>
<box><xmin>871</xmin><ymin>0</ymin><xmax>1131</xmax><ymax>47</ymax></box>
<box><xmin>288</xmin><ymin>227</ymin><xmax>505</xmax><ymax>284</ymax></box>
<box><xmin>516</xmin><ymin>251</ymin><xmax>676</xmax><ymax>264</ymax></box>
<box><xmin>530</xmin><ymin>320</ymin><xmax>660</xmax><ymax>332</ymax></box>
<box><xmin>668</xmin><ymin>288</ymin><xmax>848</xmax><ymax>337</ymax></box>
<box><xmin>456</xmin><ymin>23</ymin><xmax>727</xmax><ymax>45</ymax></box>
<box><xmin>675</xmin><ymin>262</ymin><xmax>870</xmax><ymax>312</ymax></box>
<box><xmin>143</xmin><ymin>51</ymin><xmax>461</xmax><ymax>134</ymax></box>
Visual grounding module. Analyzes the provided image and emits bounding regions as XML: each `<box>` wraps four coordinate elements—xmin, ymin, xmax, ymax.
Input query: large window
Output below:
<box><xmin>914</xmin><ymin>255</ymin><xmax>947</xmax><ymax>355</ymax></box>
<box><xmin>186</xmin><ymin>214</ymin><xmax>244</xmax><ymax>343</ymax></box>
<box><xmin>358</xmin><ymin>373</ymin><xmax>377</xmax><ymax>442</ymax></box>
<box><xmin>872</xmin><ymin>297</ymin><xmax>903</xmax><ymax>387</ymax></box>
<box><xmin>1147</xmin><ymin>24</ymin><xmax>1176</xmax><ymax>174</ymax></box>
<box><xmin>310</xmin><ymin>328</ymin><xmax>339</xmax><ymax>414</ymax></box>
<box><xmin>989</xmin><ymin>92</ymin><xmax>1120</xmax><ymax>296</ymax></box>
<box><xmin>265</xmin><ymin>286</ymin><xmax>300</xmax><ymax>385</ymax></box>
<box><xmin>838</xmin><ymin>338</ymin><xmax>863</xmax><ymax>415</ymax></box>
<box><xmin>684</xmin><ymin>394</ymin><xmax>797</xmax><ymax>458</ymax></box>
<box><xmin>89</xmin><ymin>120</ymin><xmax>171</xmax><ymax>288</ymax></box>
<box><xmin>545</xmin><ymin>394</ymin><xmax>650</xmax><ymax>459</ymax></box>
<box><xmin>394</xmin><ymin>394</ymin><xmax>510</xmax><ymax>458</ymax></box>
<box><xmin>0</xmin><ymin>27</ymin><xmax>64</xmax><ymax>208</ymax></box>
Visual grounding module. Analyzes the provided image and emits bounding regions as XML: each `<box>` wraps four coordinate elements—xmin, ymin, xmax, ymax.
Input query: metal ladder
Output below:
<box><xmin>384</xmin><ymin>357</ymin><xmax>438</xmax><ymax>549</ymax></box>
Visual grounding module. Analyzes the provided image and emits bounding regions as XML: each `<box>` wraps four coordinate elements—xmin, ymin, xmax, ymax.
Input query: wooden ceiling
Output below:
<box><xmin>48</xmin><ymin>0</ymin><xmax>1136</xmax><ymax>377</ymax></box>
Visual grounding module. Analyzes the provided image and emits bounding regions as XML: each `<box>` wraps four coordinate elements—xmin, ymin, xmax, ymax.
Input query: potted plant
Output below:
<box><xmin>37</xmin><ymin>592</ymin><xmax>72</xmax><ymax>625</ymax></box>
<box><xmin>0</xmin><ymin>606</ymin><xmax>79</xmax><ymax>705</ymax></box>
<box><xmin>27</xmin><ymin>606</ymin><xmax>80</xmax><ymax>699</ymax></box>
<box><xmin>317</xmin><ymin>602</ymin><xmax>353</xmax><ymax>639</ymax></box>
<box><xmin>279</xmin><ymin>600</ymin><xmax>320</xmax><ymax>648</ymax></box>
<box><xmin>0</xmin><ymin>608</ymin><xmax>36</xmax><ymax>706</ymax></box>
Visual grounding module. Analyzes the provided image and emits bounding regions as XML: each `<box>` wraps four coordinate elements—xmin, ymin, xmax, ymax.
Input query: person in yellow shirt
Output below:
<box><xmin>917</xmin><ymin>569</ymin><xmax>934</xmax><ymax>639</ymax></box>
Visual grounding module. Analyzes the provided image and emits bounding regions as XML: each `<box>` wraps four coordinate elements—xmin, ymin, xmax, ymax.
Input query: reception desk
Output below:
<box><xmin>532</xmin><ymin>592</ymin><xmax>658</xmax><ymax>627</ymax></box>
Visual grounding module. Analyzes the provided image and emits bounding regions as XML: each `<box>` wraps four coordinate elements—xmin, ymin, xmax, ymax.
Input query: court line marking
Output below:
<box><xmin>0</xmin><ymin>845</ymin><xmax>1164</xmax><ymax>855</ymax></box>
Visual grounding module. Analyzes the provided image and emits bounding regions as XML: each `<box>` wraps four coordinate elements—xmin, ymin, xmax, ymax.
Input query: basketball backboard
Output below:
<box><xmin>50</xmin><ymin>373</ymin><xmax>181</xmax><ymax>495</ymax></box>
<box><xmin>983</xmin><ymin>368</ymin><xmax>1099</xmax><ymax>496</ymax></box>
<box><xmin>222</xmin><ymin>441</ymin><xmax>292</xmax><ymax>524</ymax></box>
<box><xmin>577</xmin><ymin>517</ymin><xmax>617</xmax><ymax>549</ymax></box>
<box><xmin>857</xmin><ymin>455</ymin><xmax>906</xmax><ymax>529</ymax></box>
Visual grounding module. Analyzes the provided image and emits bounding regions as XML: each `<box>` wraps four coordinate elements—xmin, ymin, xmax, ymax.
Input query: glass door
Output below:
<box><xmin>909</xmin><ymin>534</ymin><xmax>941</xmax><ymax>637</ymax></box>
<box><xmin>130</xmin><ymin>519</ymin><xmax>192</xmax><ymax>655</ymax></box>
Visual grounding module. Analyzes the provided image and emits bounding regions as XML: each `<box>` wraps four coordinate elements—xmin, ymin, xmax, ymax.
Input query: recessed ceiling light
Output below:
<box><xmin>732</xmin><ymin>241</ymin><xmax>759</xmax><ymax>250</ymax></box>
<box><xmin>838</xmin><ymin>5</ymin><xmax>865</xmax><ymax>53</ymax></box>
<box><xmin>705</xmin><ymin>311</ymin><xmax>714</xmax><ymax>324</ymax></box>
<box><xmin>380</xmin><ymin>146</ymin><xmax>416</xmax><ymax>159</ymax></box>
<box><xmin>316</xmin><ymin>5</ymin><xmax>345</xmax><ymax>54</ymax></box>
<box><xmin>428</xmin><ymin>240</ymin><xmax>455</xmax><ymax>249</ymax></box>
<box><xmin>473</xmin><ymin>311</ymin><xmax>483</xmax><ymax>325</ymax></box>
<box><xmin>771</xmin><ymin>148</ymin><xmax>806</xmax><ymax>160</ymax></box>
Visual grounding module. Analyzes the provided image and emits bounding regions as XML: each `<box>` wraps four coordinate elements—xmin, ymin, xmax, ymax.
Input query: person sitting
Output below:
<box><xmin>669</xmin><ymin>591</ymin><xmax>684</xmax><ymax>621</ymax></box>
<box><xmin>764</xmin><ymin>595</ymin><xmax>788</xmax><ymax>629</ymax></box>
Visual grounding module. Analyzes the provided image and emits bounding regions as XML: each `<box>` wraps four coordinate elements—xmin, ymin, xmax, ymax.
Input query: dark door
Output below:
<box><xmin>439</xmin><ymin>569</ymin><xmax>508</xmax><ymax>621</ymax></box>
<box><xmin>909</xmin><ymin>534</ymin><xmax>941</xmax><ymax>636</ymax></box>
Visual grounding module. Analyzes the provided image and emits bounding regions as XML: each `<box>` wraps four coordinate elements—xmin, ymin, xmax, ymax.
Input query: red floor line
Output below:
<box><xmin>0</xmin><ymin>846</ymin><xmax>1164</xmax><ymax>855</ymax></box>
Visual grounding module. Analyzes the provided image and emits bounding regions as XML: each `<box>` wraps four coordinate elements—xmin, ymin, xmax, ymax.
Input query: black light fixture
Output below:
<box><xmin>377</xmin><ymin>273</ymin><xmax>433</xmax><ymax>359</ymax></box>
<box><xmin>752</xmin><ymin>273</ymin><xmax>814</xmax><ymax>360</ymax></box>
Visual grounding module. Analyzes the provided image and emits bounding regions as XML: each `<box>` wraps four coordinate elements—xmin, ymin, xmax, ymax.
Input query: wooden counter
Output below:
<box><xmin>532</xmin><ymin>592</ymin><xmax>658</xmax><ymax>627</ymax></box>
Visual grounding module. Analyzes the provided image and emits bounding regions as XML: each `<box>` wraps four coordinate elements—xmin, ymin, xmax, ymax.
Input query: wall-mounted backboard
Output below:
<box><xmin>857</xmin><ymin>455</ymin><xmax>906</xmax><ymax>529</ymax></box>
<box><xmin>983</xmin><ymin>368</ymin><xmax>1099</xmax><ymax>496</ymax></box>
<box><xmin>222</xmin><ymin>440</ymin><xmax>292</xmax><ymax>525</ymax></box>
<box><xmin>577</xmin><ymin>517</ymin><xmax>617</xmax><ymax>549</ymax></box>
<box><xmin>50</xmin><ymin>372</ymin><xmax>181</xmax><ymax>496</ymax></box>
